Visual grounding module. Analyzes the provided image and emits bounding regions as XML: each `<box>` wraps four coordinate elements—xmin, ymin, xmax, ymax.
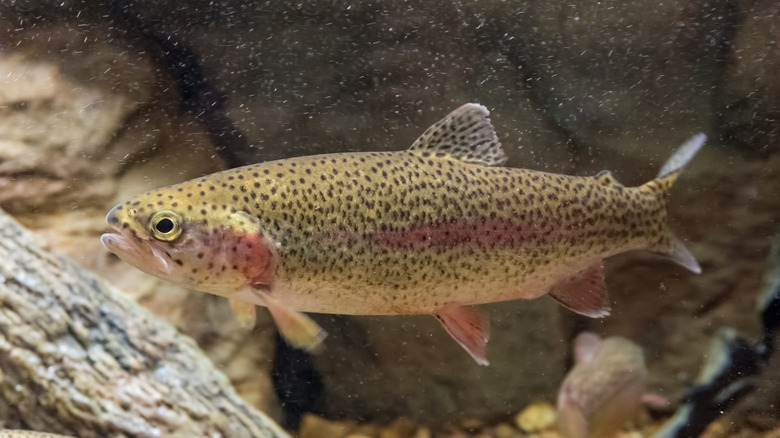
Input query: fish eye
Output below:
<box><xmin>148</xmin><ymin>210</ymin><xmax>183</xmax><ymax>242</ymax></box>
<box><xmin>156</xmin><ymin>218</ymin><xmax>174</xmax><ymax>233</ymax></box>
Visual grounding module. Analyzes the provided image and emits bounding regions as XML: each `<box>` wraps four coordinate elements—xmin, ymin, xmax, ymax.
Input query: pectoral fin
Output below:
<box><xmin>549</xmin><ymin>262</ymin><xmax>611</xmax><ymax>318</ymax></box>
<box><xmin>229</xmin><ymin>298</ymin><xmax>257</xmax><ymax>328</ymax></box>
<box><xmin>434</xmin><ymin>305</ymin><xmax>491</xmax><ymax>366</ymax></box>
<box><xmin>251</xmin><ymin>291</ymin><xmax>327</xmax><ymax>352</ymax></box>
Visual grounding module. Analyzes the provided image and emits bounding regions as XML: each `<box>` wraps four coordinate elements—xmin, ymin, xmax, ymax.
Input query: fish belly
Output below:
<box><xmin>270</xmin><ymin>249</ymin><xmax>604</xmax><ymax>315</ymax></box>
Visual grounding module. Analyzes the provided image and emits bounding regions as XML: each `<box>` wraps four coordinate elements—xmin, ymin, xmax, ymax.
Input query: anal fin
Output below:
<box><xmin>250</xmin><ymin>290</ymin><xmax>327</xmax><ymax>352</ymax></box>
<box><xmin>549</xmin><ymin>262</ymin><xmax>611</xmax><ymax>318</ymax></box>
<box><xmin>434</xmin><ymin>305</ymin><xmax>491</xmax><ymax>366</ymax></box>
<box><xmin>229</xmin><ymin>298</ymin><xmax>257</xmax><ymax>328</ymax></box>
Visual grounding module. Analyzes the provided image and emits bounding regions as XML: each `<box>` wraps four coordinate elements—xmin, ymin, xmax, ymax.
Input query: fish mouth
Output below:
<box><xmin>100</xmin><ymin>231</ymin><xmax>134</xmax><ymax>254</ymax></box>
<box><xmin>101</xmin><ymin>230</ymin><xmax>175</xmax><ymax>276</ymax></box>
<box><xmin>101</xmin><ymin>229</ymin><xmax>144</xmax><ymax>262</ymax></box>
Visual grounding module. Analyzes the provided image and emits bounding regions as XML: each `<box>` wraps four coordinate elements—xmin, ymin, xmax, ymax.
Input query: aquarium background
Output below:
<box><xmin>0</xmin><ymin>0</ymin><xmax>778</xmax><ymax>436</ymax></box>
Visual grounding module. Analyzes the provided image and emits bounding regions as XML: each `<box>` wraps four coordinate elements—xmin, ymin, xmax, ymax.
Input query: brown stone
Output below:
<box><xmin>299</xmin><ymin>414</ymin><xmax>356</xmax><ymax>438</ymax></box>
<box><xmin>717</xmin><ymin>0</ymin><xmax>780</xmax><ymax>154</ymax></box>
<box><xmin>515</xmin><ymin>402</ymin><xmax>557</xmax><ymax>433</ymax></box>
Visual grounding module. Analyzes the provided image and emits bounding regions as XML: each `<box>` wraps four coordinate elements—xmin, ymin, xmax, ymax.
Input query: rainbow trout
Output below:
<box><xmin>101</xmin><ymin>103</ymin><xmax>704</xmax><ymax>365</ymax></box>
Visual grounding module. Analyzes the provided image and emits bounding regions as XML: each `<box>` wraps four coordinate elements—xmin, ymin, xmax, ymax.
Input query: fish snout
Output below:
<box><xmin>100</xmin><ymin>230</ymin><xmax>141</xmax><ymax>260</ymax></box>
<box><xmin>102</xmin><ymin>205</ymin><xmax>139</xmax><ymax>250</ymax></box>
<box><xmin>105</xmin><ymin>205</ymin><xmax>123</xmax><ymax>227</ymax></box>
<box><xmin>100</xmin><ymin>233</ymin><xmax>118</xmax><ymax>250</ymax></box>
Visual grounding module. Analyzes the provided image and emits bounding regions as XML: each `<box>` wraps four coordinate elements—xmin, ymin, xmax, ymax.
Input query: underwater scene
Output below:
<box><xmin>0</xmin><ymin>1</ymin><xmax>779</xmax><ymax>437</ymax></box>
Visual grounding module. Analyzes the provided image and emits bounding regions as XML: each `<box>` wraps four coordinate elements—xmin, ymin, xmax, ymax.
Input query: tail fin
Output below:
<box><xmin>642</xmin><ymin>134</ymin><xmax>706</xmax><ymax>274</ymax></box>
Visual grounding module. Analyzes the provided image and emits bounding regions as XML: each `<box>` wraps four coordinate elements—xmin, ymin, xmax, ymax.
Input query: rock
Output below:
<box><xmin>614</xmin><ymin>433</ymin><xmax>643</xmax><ymax>438</ymax></box>
<box><xmin>411</xmin><ymin>427</ymin><xmax>432</xmax><ymax>438</ymax></box>
<box><xmin>511</xmin><ymin>0</ymin><xmax>724</xmax><ymax>156</ymax></box>
<box><xmin>380</xmin><ymin>418</ymin><xmax>418</xmax><ymax>438</ymax></box>
<box><xmin>493</xmin><ymin>423</ymin><xmax>521</xmax><ymax>438</ymax></box>
<box><xmin>699</xmin><ymin>418</ymin><xmax>732</xmax><ymax>438</ymax></box>
<box><xmin>0</xmin><ymin>52</ymin><xmax>123</xmax><ymax>214</ymax></box>
<box><xmin>299</xmin><ymin>414</ymin><xmax>356</xmax><ymax>438</ymax></box>
<box><xmin>458</xmin><ymin>418</ymin><xmax>485</xmax><ymax>432</ymax></box>
<box><xmin>716</xmin><ymin>0</ymin><xmax>780</xmax><ymax>155</ymax></box>
<box><xmin>515</xmin><ymin>402</ymin><xmax>557</xmax><ymax>433</ymax></box>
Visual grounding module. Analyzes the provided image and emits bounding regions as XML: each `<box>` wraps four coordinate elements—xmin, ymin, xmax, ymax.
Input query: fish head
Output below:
<box><xmin>100</xmin><ymin>187</ymin><xmax>274</xmax><ymax>296</ymax></box>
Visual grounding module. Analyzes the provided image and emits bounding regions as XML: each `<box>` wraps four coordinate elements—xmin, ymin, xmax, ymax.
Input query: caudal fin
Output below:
<box><xmin>642</xmin><ymin>134</ymin><xmax>706</xmax><ymax>274</ymax></box>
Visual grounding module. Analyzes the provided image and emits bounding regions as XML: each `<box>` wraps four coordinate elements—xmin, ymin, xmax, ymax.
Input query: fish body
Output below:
<box><xmin>101</xmin><ymin>103</ymin><xmax>704</xmax><ymax>364</ymax></box>
<box><xmin>556</xmin><ymin>333</ymin><xmax>649</xmax><ymax>438</ymax></box>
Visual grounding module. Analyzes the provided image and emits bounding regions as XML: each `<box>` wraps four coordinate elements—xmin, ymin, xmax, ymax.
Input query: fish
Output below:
<box><xmin>101</xmin><ymin>103</ymin><xmax>705</xmax><ymax>365</ymax></box>
<box><xmin>556</xmin><ymin>332</ymin><xmax>664</xmax><ymax>438</ymax></box>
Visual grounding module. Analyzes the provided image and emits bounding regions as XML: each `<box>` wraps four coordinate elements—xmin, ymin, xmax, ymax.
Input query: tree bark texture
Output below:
<box><xmin>0</xmin><ymin>208</ymin><xmax>289</xmax><ymax>438</ymax></box>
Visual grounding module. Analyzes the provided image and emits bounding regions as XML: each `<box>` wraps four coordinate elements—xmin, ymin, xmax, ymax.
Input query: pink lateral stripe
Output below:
<box><xmin>369</xmin><ymin>218</ymin><xmax>556</xmax><ymax>250</ymax></box>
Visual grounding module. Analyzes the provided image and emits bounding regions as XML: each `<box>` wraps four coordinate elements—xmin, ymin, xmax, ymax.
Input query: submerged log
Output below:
<box><xmin>0</xmin><ymin>208</ymin><xmax>289</xmax><ymax>438</ymax></box>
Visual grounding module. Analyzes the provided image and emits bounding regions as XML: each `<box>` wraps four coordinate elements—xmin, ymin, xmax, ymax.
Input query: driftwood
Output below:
<box><xmin>0</xmin><ymin>208</ymin><xmax>289</xmax><ymax>438</ymax></box>
<box><xmin>0</xmin><ymin>432</ymin><xmax>77</xmax><ymax>438</ymax></box>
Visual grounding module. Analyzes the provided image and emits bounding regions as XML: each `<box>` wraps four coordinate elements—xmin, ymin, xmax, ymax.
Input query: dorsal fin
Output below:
<box><xmin>595</xmin><ymin>170</ymin><xmax>623</xmax><ymax>187</ymax></box>
<box><xmin>409</xmin><ymin>103</ymin><xmax>507</xmax><ymax>166</ymax></box>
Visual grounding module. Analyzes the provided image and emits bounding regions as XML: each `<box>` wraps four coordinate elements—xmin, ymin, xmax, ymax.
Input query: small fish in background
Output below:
<box><xmin>556</xmin><ymin>332</ymin><xmax>667</xmax><ymax>438</ymax></box>
<box><xmin>101</xmin><ymin>103</ymin><xmax>705</xmax><ymax>365</ymax></box>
